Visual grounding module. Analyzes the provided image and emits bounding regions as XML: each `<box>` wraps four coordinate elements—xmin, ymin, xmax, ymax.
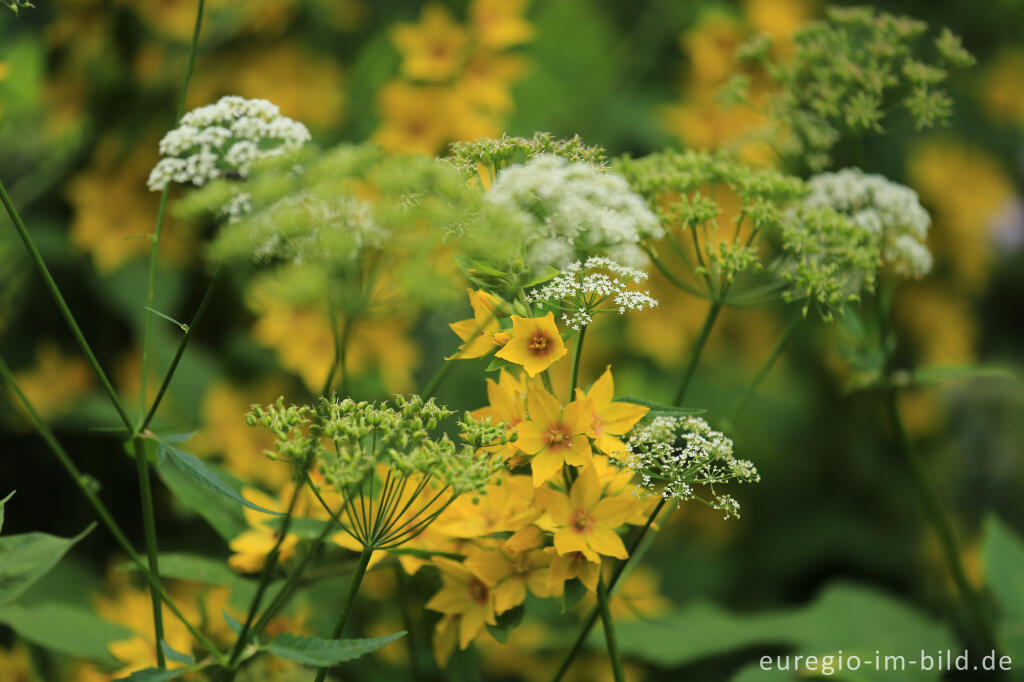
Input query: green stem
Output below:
<box><xmin>138</xmin><ymin>0</ymin><xmax>205</xmax><ymax>419</ymax></box>
<box><xmin>133</xmin><ymin>436</ymin><xmax>166</xmax><ymax>668</ymax></box>
<box><xmin>884</xmin><ymin>388</ymin><xmax>994</xmax><ymax>652</ymax></box>
<box><xmin>673</xmin><ymin>301</ymin><xmax>722</xmax><ymax>407</ymax></box>
<box><xmin>596</xmin><ymin>577</ymin><xmax>625</xmax><ymax>682</ymax></box>
<box><xmin>137</xmin><ymin>267</ymin><xmax>220</xmax><ymax>435</ymax></box>
<box><xmin>726</xmin><ymin>312</ymin><xmax>801</xmax><ymax>421</ymax></box>
<box><xmin>0</xmin><ymin>354</ymin><xmax>225</xmax><ymax>663</ymax></box>
<box><xmin>421</xmin><ymin>358</ymin><xmax>455</xmax><ymax>399</ymax></box>
<box><xmin>569</xmin><ymin>325</ymin><xmax>587</xmax><ymax>399</ymax></box>
<box><xmin>226</xmin><ymin>479</ymin><xmax>304</xmax><ymax>670</ymax></box>
<box><xmin>314</xmin><ymin>547</ymin><xmax>374</xmax><ymax>682</ymax></box>
<box><xmin>0</xmin><ymin>178</ymin><xmax>133</xmax><ymax>432</ymax></box>
<box><xmin>549</xmin><ymin>498</ymin><xmax>668</xmax><ymax>682</ymax></box>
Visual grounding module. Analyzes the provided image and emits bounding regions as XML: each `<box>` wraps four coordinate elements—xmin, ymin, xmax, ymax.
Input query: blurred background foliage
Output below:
<box><xmin>1</xmin><ymin>0</ymin><xmax>1024</xmax><ymax>680</ymax></box>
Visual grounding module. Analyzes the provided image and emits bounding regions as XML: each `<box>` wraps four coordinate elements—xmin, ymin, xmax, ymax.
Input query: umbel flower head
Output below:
<box><xmin>484</xmin><ymin>154</ymin><xmax>663</xmax><ymax>270</ymax></box>
<box><xmin>618</xmin><ymin>416</ymin><xmax>759</xmax><ymax>519</ymax></box>
<box><xmin>803</xmin><ymin>168</ymin><xmax>933</xmax><ymax>279</ymax></box>
<box><xmin>527</xmin><ymin>256</ymin><xmax>658</xmax><ymax>330</ymax></box>
<box><xmin>247</xmin><ymin>395</ymin><xmax>507</xmax><ymax>549</ymax></box>
<box><xmin>147</xmin><ymin>95</ymin><xmax>311</xmax><ymax>192</ymax></box>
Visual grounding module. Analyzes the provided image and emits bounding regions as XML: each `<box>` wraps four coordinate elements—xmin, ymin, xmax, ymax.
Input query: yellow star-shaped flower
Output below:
<box><xmin>495</xmin><ymin>312</ymin><xmax>567</xmax><ymax>377</ymax></box>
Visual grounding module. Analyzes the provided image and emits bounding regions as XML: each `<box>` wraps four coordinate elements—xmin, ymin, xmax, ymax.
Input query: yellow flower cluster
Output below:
<box><xmin>375</xmin><ymin>1</ymin><xmax>533</xmax><ymax>155</ymax></box>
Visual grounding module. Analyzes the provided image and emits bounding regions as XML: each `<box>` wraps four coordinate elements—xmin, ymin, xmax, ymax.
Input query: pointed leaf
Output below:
<box><xmin>223</xmin><ymin>609</ymin><xmax>246</xmax><ymax>636</ymax></box>
<box><xmin>562</xmin><ymin>578</ymin><xmax>588</xmax><ymax>613</ymax></box>
<box><xmin>0</xmin><ymin>490</ymin><xmax>13</xmax><ymax>534</ymax></box>
<box><xmin>156</xmin><ymin>441</ymin><xmax>280</xmax><ymax>516</ymax></box>
<box><xmin>486</xmin><ymin>604</ymin><xmax>524</xmax><ymax>643</ymax></box>
<box><xmin>265</xmin><ymin>631</ymin><xmax>407</xmax><ymax>667</ymax></box>
<box><xmin>161</xmin><ymin>640</ymin><xmax>194</xmax><ymax>666</ymax></box>
<box><xmin>0</xmin><ymin>525</ymin><xmax>92</xmax><ymax>605</ymax></box>
<box><xmin>0</xmin><ymin>601</ymin><xmax>131</xmax><ymax>666</ymax></box>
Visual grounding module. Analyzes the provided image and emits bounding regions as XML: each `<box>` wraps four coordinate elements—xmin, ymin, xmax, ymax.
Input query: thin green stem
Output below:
<box><xmin>227</xmin><ymin>478</ymin><xmax>304</xmax><ymax>670</ymax></box>
<box><xmin>139</xmin><ymin>0</ymin><xmax>206</xmax><ymax>419</ymax></box>
<box><xmin>549</xmin><ymin>498</ymin><xmax>667</xmax><ymax>682</ymax></box>
<box><xmin>421</xmin><ymin>357</ymin><xmax>456</xmax><ymax>399</ymax></box>
<box><xmin>314</xmin><ymin>546</ymin><xmax>374</xmax><ymax>682</ymax></box>
<box><xmin>673</xmin><ymin>301</ymin><xmax>722</xmax><ymax>407</ymax></box>
<box><xmin>596</xmin><ymin>577</ymin><xmax>625</xmax><ymax>682</ymax></box>
<box><xmin>726</xmin><ymin>312</ymin><xmax>802</xmax><ymax>421</ymax></box>
<box><xmin>641</xmin><ymin>245</ymin><xmax>704</xmax><ymax>297</ymax></box>
<box><xmin>884</xmin><ymin>388</ymin><xmax>994</xmax><ymax>652</ymax></box>
<box><xmin>0</xmin><ymin>178</ymin><xmax>133</xmax><ymax>432</ymax></box>
<box><xmin>569</xmin><ymin>325</ymin><xmax>587</xmax><ymax>399</ymax></box>
<box><xmin>137</xmin><ymin>267</ymin><xmax>220</xmax><ymax>435</ymax></box>
<box><xmin>0</xmin><ymin>354</ymin><xmax>225</xmax><ymax>663</ymax></box>
<box><xmin>133</xmin><ymin>436</ymin><xmax>166</xmax><ymax>668</ymax></box>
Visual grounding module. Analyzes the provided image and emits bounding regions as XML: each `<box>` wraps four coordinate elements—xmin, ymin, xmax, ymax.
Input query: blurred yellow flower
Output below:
<box><xmin>980</xmin><ymin>49</ymin><xmax>1024</xmax><ymax>126</ymax></box>
<box><xmin>391</xmin><ymin>4</ymin><xmax>469</xmax><ymax>82</ymax></box>
<box><xmin>374</xmin><ymin>82</ymin><xmax>453</xmax><ymax>155</ymax></box>
<box><xmin>895</xmin><ymin>284</ymin><xmax>977</xmax><ymax>366</ymax></box>
<box><xmin>516</xmin><ymin>384</ymin><xmax>593</xmax><ymax>486</ymax></box>
<box><xmin>456</xmin><ymin>50</ymin><xmax>527</xmax><ymax>114</ymax></box>
<box><xmin>12</xmin><ymin>341</ymin><xmax>92</xmax><ymax>421</ymax></box>
<box><xmin>228</xmin><ymin>487</ymin><xmax>301</xmax><ymax>573</ymax></box>
<box><xmin>496</xmin><ymin>312</ymin><xmax>567</xmax><ymax>377</ymax></box>
<box><xmin>0</xmin><ymin>644</ymin><xmax>34</xmax><ymax>681</ymax></box>
<box><xmin>908</xmin><ymin>138</ymin><xmax>1015</xmax><ymax>291</ymax></box>
<box><xmin>470</xmin><ymin>0</ymin><xmax>533</xmax><ymax>49</ymax></box>
<box><xmin>545</xmin><ymin>548</ymin><xmax>600</xmax><ymax>593</ymax></box>
<box><xmin>66</xmin><ymin>135</ymin><xmax>192</xmax><ymax>273</ymax></box>
<box><xmin>536</xmin><ymin>465</ymin><xmax>633</xmax><ymax>561</ymax></box>
<box><xmin>426</xmin><ymin>556</ymin><xmax>497</xmax><ymax>650</ymax></box>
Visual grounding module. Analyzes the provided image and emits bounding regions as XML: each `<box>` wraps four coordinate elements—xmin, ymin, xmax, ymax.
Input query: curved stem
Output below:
<box><xmin>596</xmin><ymin>577</ymin><xmax>625</xmax><ymax>682</ymax></box>
<box><xmin>884</xmin><ymin>388</ymin><xmax>995</xmax><ymax>652</ymax></box>
<box><xmin>314</xmin><ymin>547</ymin><xmax>374</xmax><ymax>682</ymax></box>
<box><xmin>726</xmin><ymin>311</ymin><xmax>801</xmax><ymax>421</ymax></box>
<box><xmin>673</xmin><ymin>301</ymin><xmax>722</xmax><ymax>407</ymax></box>
<box><xmin>569</xmin><ymin>325</ymin><xmax>587</xmax><ymax>399</ymax></box>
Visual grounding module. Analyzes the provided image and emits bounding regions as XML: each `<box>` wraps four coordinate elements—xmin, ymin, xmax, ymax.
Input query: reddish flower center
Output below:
<box><xmin>467</xmin><ymin>577</ymin><xmax>489</xmax><ymax>605</ymax></box>
<box><xmin>569</xmin><ymin>508</ymin><xmax>594</xmax><ymax>534</ymax></box>
<box><xmin>527</xmin><ymin>332</ymin><xmax>551</xmax><ymax>356</ymax></box>
<box><xmin>544</xmin><ymin>423</ymin><xmax>571</xmax><ymax>450</ymax></box>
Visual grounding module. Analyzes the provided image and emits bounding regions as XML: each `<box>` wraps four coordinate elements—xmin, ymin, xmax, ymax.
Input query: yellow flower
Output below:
<box><xmin>470</xmin><ymin>369</ymin><xmax>528</xmax><ymax>461</ymax></box>
<box><xmin>575</xmin><ymin>366</ymin><xmax>649</xmax><ymax>456</ymax></box>
<box><xmin>980</xmin><ymin>49</ymin><xmax>1024</xmax><ymax>126</ymax></box>
<box><xmin>12</xmin><ymin>341</ymin><xmax>93</xmax><ymax>421</ymax></box>
<box><xmin>374</xmin><ymin>82</ymin><xmax>453</xmax><ymax>155</ymax></box>
<box><xmin>515</xmin><ymin>384</ymin><xmax>593</xmax><ymax>486</ymax></box>
<box><xmin>391</xmin><ymin>4</ymin><xmax>469</xmax><ymax>82</ymax></box>
<box><xmin>426</xmin><ymin>557</ymin><xmax>497</xmax><ymax>650</ymax></box>
<box><xmin>495</xmin><ymin>312</ymin><xmax>567</xmax><ymax>377</ymax></box>
<box><xmin>228</xmin><ymin>487</ymin><xmax>301</xmax><ymax>574</ymax></box>
<box><xmin>0</xmin><ymin>644</ymin><xmax>33</xmax><ymax>681</ymax></box>
<box><xmin>435</xmin><ymin>474</ymin><xmax>539</xmax><ymax>538</ymax></box>
<box><xmin>470</xmin><ymin>0</ymin><xmax>533</xmax><ymax>49</ymax></box>
<box><xmin>536</xmin><ymin>465</ymin><xmax>633</xmax><ymax>561</ymax></box>
<box><xmin>455</xmin><ymin>50</ymin><xmax>527</xmax><ymax>114</ymax></box>
<box><xmin>449</xmin><ymin>288</ymin><xmax>504</xmax><ymax>358</ymax></box>
<box><xmin>545</xmin><ymin>548</ymin><xmax>600</xmax><ymax>593</ymax></box>
<box><xmin>463</xmin><ymin>527</ymin><xmax>557</xmax><ymax>614</ymax></box>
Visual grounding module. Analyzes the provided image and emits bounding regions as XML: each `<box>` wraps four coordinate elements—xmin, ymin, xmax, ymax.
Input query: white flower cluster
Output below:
<box><xmin>485</xmin><ymin>155</ymin><xmax>664</xmax><ymax>270</ymax></box>
<box><xmin>147</xmin><ymin>96</ymin><xmax>311</xmax><ymax>192</ymax></box>
<box><xmin>618</xmin><ymin>416</ymin><xmax>758</xmax><ymax>519</ymax></box>
<box><xmin>527</xmin><ymin>256</ymin><xmax>658</xmax><ymax>330</ymax></box>
<box><xmin>803</xmin><ymin>168</ymin><xmax>933</xmax><ymax>278</ymax></box>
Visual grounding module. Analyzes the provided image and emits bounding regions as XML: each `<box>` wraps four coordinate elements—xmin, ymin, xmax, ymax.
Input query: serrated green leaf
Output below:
<box><xmin>0</xmin><ymin>525</ymin><xmax>92</xmax><ymax>606</ymax></box>
<box><xmin>265</xmin><ymin>631</ymin><xmax>407</xmax><ymax>667</ymax></box>
<box><xmin>155</xmin><ymin>455</ymin><xmax>247</xmax><ymax>541</ymax></box>
<box><xmin>0</xmin><ymin>601</ymin><xmax>131</xmax><ymax>666</ymax></box>
<box><xmin>157</xmin><ymin>441</ymin><xmax>281</xmax><ymax>517</ymax></box>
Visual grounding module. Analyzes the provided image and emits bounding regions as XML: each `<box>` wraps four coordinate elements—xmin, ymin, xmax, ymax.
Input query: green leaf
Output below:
<box><xmin>155</xmin><ymin>455</ymin><xmax>246</xmax><ymax>541</ymax></box>
<box><xmin>905</xmin><ymin>365</ymin><xmax>1015</xmax><ymax>387</ymax></box>
<box><xmin>156</xmin><ymin>441</ymin><xmax>281</xmax><ymax>516</ymax></box>
<box><xmin>0</xmin><ymin>601</ymin><xmax>131</xmax><ymax>666</ymax></box>
<box><xmin>121</xmin><ymin>553</ymin><xmax>246</xmax><ymax>588</ymax></box>
<box><xmin>610</xmin><ymin>582</ymin><xmax>955</xmax><ymax>681</ymax></box>
<box><xmin>265</xmin><ymin>631</ymin><xmax>407</xmax><ymax>667</ymax></box>
<box><xmin>0</xmin><ymin>525</ymin><xmax>92</xmax><ymax>606</ymax></box>
<box><xmin>983</xmin><ymin>516</ymin><xmax>1024</xmax><ymax>666</ymax></box>
<box><xmin>115</xmin><ymin>669</ymin><xmax>186</xmax><ymax>681</ymax></box>
<box><xmin>615</xmin><ymin>396</ymin><xmax>703</xmax><ymax>416</ymax></box>
<box><xmin>266</xmin><ymin>517</ymin><xmax>333</xmax><ymax>540</ymax></box>
<box><xmin>0</xmin><ymin>490</ymin><xmax>13</xmax><ymax>534</ymax></box>
<box><xmin>562</xmin><ymin>578</ymin><xmax>588</xmax><ymax>613</ymax></box>
<box><xmin>486</xmin><ymin>604</ymin><xmax>525</xmax><ymax>643</ymax></box>
<box><xmin>161</xmin><ymin>641</ymin><xmax>194</xmax><ymax>666</ymax></box>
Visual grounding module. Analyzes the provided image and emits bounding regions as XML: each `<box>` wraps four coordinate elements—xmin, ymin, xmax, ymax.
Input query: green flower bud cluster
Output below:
<box><xmin>245</xmin><ymin>398</ymin><xmax>314</xmax><ymax>469</ymax></box>
<box><xmin>447</xmin><ymin>132</ymin><xmax>607</xmax><ymax>176</ymax></box>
